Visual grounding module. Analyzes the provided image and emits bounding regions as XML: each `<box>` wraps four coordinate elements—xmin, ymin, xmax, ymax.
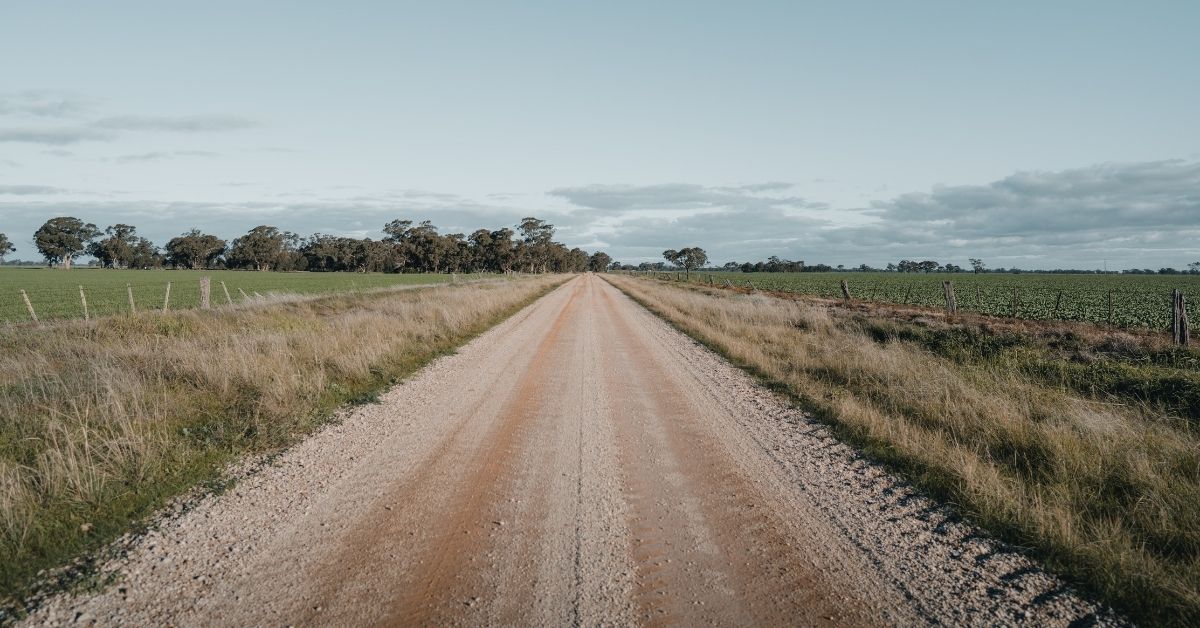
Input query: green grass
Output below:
<box><xmin>0</xmin><ymin>268</ymin><xmax>460</xmax><ymax>322</ymax></box>
<box><xmin>695</xmin><ymin>271</ymin><xmax>1200</xmax><ymax>329</ymax></box>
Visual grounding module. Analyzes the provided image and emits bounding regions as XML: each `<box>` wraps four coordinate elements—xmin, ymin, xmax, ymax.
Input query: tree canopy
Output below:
<box><xmin>33</xmin><ymin>217</ymin><xmax>100</xmax><ymax>269</ymax></box>
<box><xmin>663</xmin><ymin>247</ymin><xmax>709</xmax><ymax>278</ymax></box>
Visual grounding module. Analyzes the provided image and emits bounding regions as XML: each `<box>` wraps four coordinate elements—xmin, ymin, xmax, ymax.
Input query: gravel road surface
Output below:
<box><xmin>24</xmin><ymin>274</ymin><xmax>1119</xmax><ymax>626</ymax></box>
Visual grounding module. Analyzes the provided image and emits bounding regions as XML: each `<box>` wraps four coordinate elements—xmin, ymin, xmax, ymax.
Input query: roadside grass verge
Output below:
<box><xmin>0</xmin><ymin>275</ymin><xmax>567</xmax><ymax>610</ymax></box>
<box><xmin>603</xmin><ymin>274</ymin><xmax>1200</xmax><ymax>626</ymax></box>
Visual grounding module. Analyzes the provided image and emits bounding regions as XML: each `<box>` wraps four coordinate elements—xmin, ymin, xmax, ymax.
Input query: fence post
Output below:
<box><xmin>942</xmin><ymin>281</ymin><xmax>957</xmax><ymax>314</ymax></box>
<box><xmin>20</xmin><ymin>289</ymin><xmax>38</xmax><ymax>323</ymax></box>
<box><xmin>1172</xmin><ymin>289</ymin><xmax>1190</xmax><ymax>346</ymax></box>
<box><xmin>1183</xmin><ymin>293</ymin><xmax>1191</xmax><ymax>347</ymax></box>
<box><xmin>127</xmin><ymin>283</ymin><xmax>137</xmax><ymax>313</ymax></box>
<box><xmin>79</xmin><ymin>285</ymin><xmax>90</xmax><ymax>320</ymax></box>
<box><xmin>840</xmin><ymin>280</ymin><xmax>852</xmax><ymax>302</ymax></box>
<box><xmin>220</xmin><ymin>281</ymin><xmax>233</xmax><ymax>305</ymax></box>
<box><xmin>162</xmin><ymin>282</ymin><xmax>172</xmax><ymax>313</ymax></box>
<box><xmin>903</xmin><ymin>285</ymin><xmax>913</xmax><ymax>304</ymax></box>
<box><xmin>239</xmin><ymin>288</ymin><xmax>249</xmax><ymax>301</ymax></box>
<box><xmin>1053</xmin><ymin>290</ymin><xmax>1064</xmax><ymax>319</ymax></box>
<box><xmin>199</xmin><ymin>277</ymin><xmax>211</xmax><ymax>309</ymax></box>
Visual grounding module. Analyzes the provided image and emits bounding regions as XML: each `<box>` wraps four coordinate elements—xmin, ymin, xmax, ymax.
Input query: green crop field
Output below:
<box><xmin>685</xmin><ymin>271</ymin><xmax>1200</xmax><ymax>329</ymax></box>
<box><xmin>0</xmin><ymin>268</ymin><xmax>457</xmax><ymax>322</ymax></box>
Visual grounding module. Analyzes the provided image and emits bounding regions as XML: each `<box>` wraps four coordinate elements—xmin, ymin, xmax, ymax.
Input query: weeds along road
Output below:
<box><xmin>26</xmin><ymin>275</ymin><xmax>1119</xmax><ymax>626</ymax></box>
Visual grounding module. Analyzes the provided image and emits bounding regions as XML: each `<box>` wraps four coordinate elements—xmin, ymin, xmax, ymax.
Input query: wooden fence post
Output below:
<box><xmin>162</xmin><ymin>282</ymin><xmax>172</xmax><ymax>313</ymax></box>
<box><xmin>127</xmin><ymin>283</ymin><xmax>137</xmax><ymax>313</ymax></box>
<box><xmin>1053</xmin><ymin>290</ymin><xmax>1064</xmax><ymax>319</ymax></box>
<box><xmin>79</xmin><ymin>285</ymin><xmax>90</xmax><ymax>320</ymax></box>
<box><xmin>1172</xmin><ymin>289</ymin><xmax>1190</xmax><ymax>346</ymax></box>
<box><xmin>199</xmin><ymin>277</ymin><xmax>211</xmax><ymax>309</ymax></box>
<box><xmin>220</xmin><ymin>281</ymin><xmax>233</xmax><ymax>305</ymax></box>
<box><xmin>840</xmin><ymin>280</ymin><xmax>852</xmax><ymax>302</ymax></box>
<box><xmin>942</xmin><ymin>281</ymin><xmax>957</xmax><ymax>314</ymax></box>
<box><xmin>20</xmin><ymin>289</ymin><xmax>38</xmax><ymax>323</ymax></box>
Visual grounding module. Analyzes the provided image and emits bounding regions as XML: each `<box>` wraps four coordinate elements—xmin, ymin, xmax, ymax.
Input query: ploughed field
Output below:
<box><xmin>0</xmin><ymin>268</ymin><xmax>456</xmax><ymax>322</ymax></box>
<box><xmin>699</xmin><ymin>271</ymin><xmax>1200</xmax><ymax>329</ymax></box>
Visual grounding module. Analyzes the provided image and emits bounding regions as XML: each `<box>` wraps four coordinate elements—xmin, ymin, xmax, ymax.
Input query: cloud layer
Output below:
<box><xmin>0</xmin><ymin>93</ymin><xmax>259</xmax><ymax>145</ymax></box>
<box><xmin>0</xmin><ymin>160</ymin><xmax>1196</xmax><ymax>269</ymax></box>
<box><xmin>548</xmin><ymin>161</ymin><xmax>1200</xmax><ymax>268</ymax></box>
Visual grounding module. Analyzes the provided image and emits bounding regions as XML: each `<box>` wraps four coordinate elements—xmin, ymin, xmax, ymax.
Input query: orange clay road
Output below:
<box><xmin>25</xmin><ymin>274</ymin><xmax>1116</xmax><ymax>627</ymax></box>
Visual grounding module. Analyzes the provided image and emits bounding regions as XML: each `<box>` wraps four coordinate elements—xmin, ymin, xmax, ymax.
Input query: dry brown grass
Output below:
<box><xmin>0</xmin><ymin>275</ymin><xmax>565</xmax><ymax>607</ymax></box>
<box><xmin>605</xmin><ymin>274</ymin><xmax>1200</xmax><ymax>626</ymax></box>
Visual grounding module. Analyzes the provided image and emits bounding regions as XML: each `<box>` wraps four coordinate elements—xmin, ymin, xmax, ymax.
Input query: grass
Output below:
<box><xmin>694</xmin><ymin>271</ymin><xmax>1200</xmax><ymax>329</ymax></box>
<box><xmin>604</xmin><ymin>273</ymin><xmax>1200</xmax><ymax>626</ymax></box>
<box><xmin>0</xmin><ymin>267</ymin><xmax>461</xmax><ymax>322</ymax></box>
<box><xmin>0</xmin><ymin>274</ymin><xmax>566</xmax><ymax>612</ymax></box>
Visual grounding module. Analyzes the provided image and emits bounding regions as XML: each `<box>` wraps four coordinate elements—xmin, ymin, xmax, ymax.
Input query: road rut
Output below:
<box><xmin>25</xmin><ymin>275</ymin><xmax>1117</xmax><ymax>626</ymax></box>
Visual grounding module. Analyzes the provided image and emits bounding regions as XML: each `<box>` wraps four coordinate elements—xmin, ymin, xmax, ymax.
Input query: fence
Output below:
<box><xmin>628</xmin><ymin>270</ymin><xmax>1195</xmax><ymax>346</ymax></box>
<box><xmin>4</xmin><ymin>277</ymin><xmax>246</xmax><ymax>324</ymax></box>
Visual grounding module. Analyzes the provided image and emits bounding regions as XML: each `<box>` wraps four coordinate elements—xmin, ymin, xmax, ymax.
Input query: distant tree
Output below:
<box><xmin>165</xmin><ymin>229</ymin><xmax>226</xmax><ymax>269</ymax></box>
<box><xmin>517</xmin><ymin>217</ymin><xmax>556</xmax><ymax>273</ymax></box>
<box><xmin>588</xmin><ymin>251</ymin><xmax>612</xmax><ymax>272</ymax></box>
<box><xmin>1188</xmin><ymin>261</ymin><xmax>1200</xmax><ymax>274</ymax></box>
<box><xmin>663</xmin><ymin>247</ymin><xmax>708</xmax><ymax>279</ymax></box>
<box><xmin>885</xmin><ymin>262</ymin><xmax>897</xmax><ymax>272</ymax></box>
<box><xmin>127</xmin><ymin>237</ymin><xmax>163</xmax><ymax>268</ymax></box>
<box><xmin>969</xmin><ymin>258</ymin><xmax>986</xmax><ymax>274</ymax></box>
<box><xmin>87</xmin><ymin>224</ymin><xmax>157</xmax><ymax>268</ymax></box>
<box><xmin>0</xmin><ymin>232</ymin><xmax>14</xmax><ymax>263</ymax></box>
<box><xmin>34</xmin><ymin>216</ymin><xmax>100</xmax><ymax>269</ymax></box>
<box><xmin>918</xmin><ymin>260</ymin><xmax>939</xmax><ymax>273</ymax></box>
<box><xmin>227</xmin><ymin>225</ymin><xmax>290</xmax><ymax>271</ymax></box>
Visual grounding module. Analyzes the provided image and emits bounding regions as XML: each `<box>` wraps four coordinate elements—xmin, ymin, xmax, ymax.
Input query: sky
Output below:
<box><xmin>1</xmin><ymin>1</ymin><xmax>1198</xmax><ymax>269</ymax></box>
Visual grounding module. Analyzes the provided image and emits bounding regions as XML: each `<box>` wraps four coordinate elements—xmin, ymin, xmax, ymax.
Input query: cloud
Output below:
<box><xmin>114</xmin><ymin>150</ymin><xmax>219</xmax><ymax>163</ymax></box>
<box><xmin>873</xmin><ymin>160</ymin><xmax>1200</xmax><ymax>236</ymax></box>
<box><xmin>549</xmin><ymin>182</ymin><xmax>824</xmax><ymax>212</ymax></box>
<box><xmin>92</xmin><ymin>114</ymin><xmax>258</xmax><ymax>132</ymax></box>
<box><xmin>814</xmin><ymin>159</ymin><xmax>1200</xmax><ymax>267</ymax></box>
<box><xmin>0</xmin><ymin>185</ymin><xmax>67</xmax><ymax>195</ymax></box>
<box><xmin>0</xmin><ymin>114</ymin><xmax>256</xmax><ymax>145</ymax></box>
<box><xmin>0</xmin><ymin>91</ymin><xmax>91</xmax><ymax>118</ymax></box>
<box><xmin>0</xmin><ymin>127</ymin><xmax>115</xmax><ymax>144</ymax></box>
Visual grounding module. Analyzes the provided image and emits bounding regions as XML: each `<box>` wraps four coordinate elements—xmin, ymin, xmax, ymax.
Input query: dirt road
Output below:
<box><xmin>26</xmin><ymin>275</ymin><xmax>1117</xmax><ymax>626</ymax></box>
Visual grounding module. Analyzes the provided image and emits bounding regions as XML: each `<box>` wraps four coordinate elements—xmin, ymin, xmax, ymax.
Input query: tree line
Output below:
<box><xmin>2</xmin><ymin>217</ymin><xmax>614</xmax><ymax>274</ymax></box>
